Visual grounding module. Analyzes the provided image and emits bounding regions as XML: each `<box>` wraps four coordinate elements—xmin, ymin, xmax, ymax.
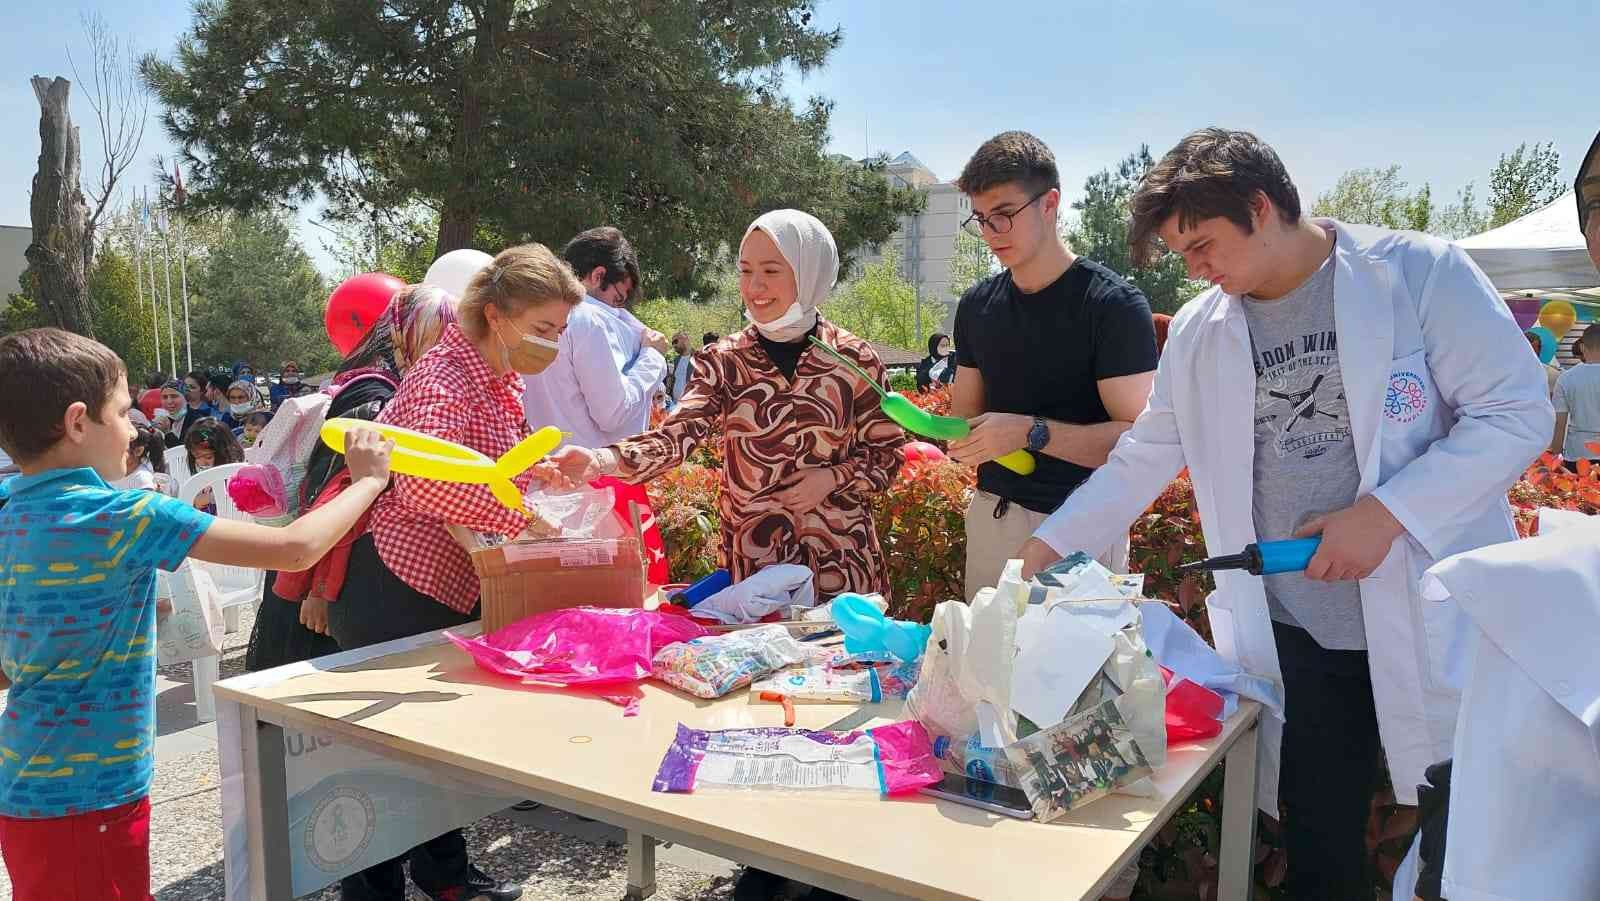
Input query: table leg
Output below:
<box><xmin>1217</xmin><ymin>719</ymin><xmax>1261</xmax><ymax>901</ymax></box>
<box><xmin>625</xmin><ymin>830</ymin><xmax>657</xmax><ymax>900</ymax></box>
<box><xmin>239</xmin><ymin>708</ymin><xmax>294</xmax><ymax>901</ymax></box>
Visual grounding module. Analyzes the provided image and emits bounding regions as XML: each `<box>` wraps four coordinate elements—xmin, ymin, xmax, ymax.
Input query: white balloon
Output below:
<box><xmin>423</xmin><ymin>249</ymin><xmax>494</xmax><ymax>300</ymax></box>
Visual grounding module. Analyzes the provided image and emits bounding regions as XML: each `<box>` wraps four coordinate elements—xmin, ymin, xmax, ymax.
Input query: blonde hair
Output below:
<box><xmin>458</xmin><ymin>243</ymin><xmax>585</xmax><ymax>338</ymax></box>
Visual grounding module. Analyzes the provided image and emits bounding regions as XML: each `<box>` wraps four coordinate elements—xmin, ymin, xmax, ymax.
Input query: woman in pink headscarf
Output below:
<box><xmin>244</xmin><ymin>284</ymin><xmax>459</xmax><ymax>672</ymax></box>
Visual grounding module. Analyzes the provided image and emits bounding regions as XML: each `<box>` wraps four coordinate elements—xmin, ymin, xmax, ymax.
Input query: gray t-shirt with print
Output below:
<box><xmin>1242</xmin><ymin>252</ymin><xmax>1366</xmax><ymax>650</ymax></box>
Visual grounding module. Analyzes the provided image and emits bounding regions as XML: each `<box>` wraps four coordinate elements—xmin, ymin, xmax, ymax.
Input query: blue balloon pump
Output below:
<box><xmin>1179</xmin><ymin>537</ymin><xmax>1323</xmax><ymax>576</ymax></box>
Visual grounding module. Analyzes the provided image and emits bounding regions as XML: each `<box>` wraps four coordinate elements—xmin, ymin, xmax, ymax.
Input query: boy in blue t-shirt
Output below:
<box><xmin>0</xmin><ymin>328</ymin><xmax>393</xmax><ymax>900</ymax></box>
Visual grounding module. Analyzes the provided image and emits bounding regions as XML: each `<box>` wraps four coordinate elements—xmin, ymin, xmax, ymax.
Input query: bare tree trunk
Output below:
<box><xmin>435</xmin><ymin>194</ymin><xmax>479</xmax><ymax>256</ymax></box>
<box><xmin>433</xmin><ymin>88</ymin><xmax>483</xmax><ymax>255</ymax></box>
<box><xmin>432</xmin><ymin>2</ymin><xmax>505</xmax><ymax>258</ymax></box>
<box><xmin>26</xmin><ymin>76</ymin><xmax>95</xmax><ymax>337</ymax></box>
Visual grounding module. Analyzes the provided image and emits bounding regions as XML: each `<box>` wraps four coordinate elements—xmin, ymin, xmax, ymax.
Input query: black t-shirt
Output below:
<box><xmin>954</xmin><ymin>258</ymin><xmax>1158</xmax><ymax>513</ymax></box>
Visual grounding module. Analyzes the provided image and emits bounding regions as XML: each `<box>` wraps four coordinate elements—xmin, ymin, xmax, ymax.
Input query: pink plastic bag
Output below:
<box><xmin>447</xmin><ymin>608</ymin><xmax>709</xmax><ymax>712</ymax></box>
<box><xmin>868</xmin><ymin>720</ymin><xmax>945</xmax><ymax>795</ymax></box>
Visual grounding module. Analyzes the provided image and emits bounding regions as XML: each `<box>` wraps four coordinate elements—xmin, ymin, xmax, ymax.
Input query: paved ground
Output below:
<box><xmin>0</xmin><ymin>604</ymin><xmax>746</xmax><ymax>901</ymax></box>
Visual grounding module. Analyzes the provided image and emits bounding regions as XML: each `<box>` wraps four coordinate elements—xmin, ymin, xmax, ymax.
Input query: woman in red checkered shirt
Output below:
<box><xmin>327</xmin><ymin>243</ymin><xmax>583</xmax><ymax>901</ymax></box>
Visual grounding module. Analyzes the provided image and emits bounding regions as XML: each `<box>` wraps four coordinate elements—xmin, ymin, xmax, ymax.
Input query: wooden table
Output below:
<box><xmin>216</xmin><ymin>626</ymin><xmax>1261</xmax><ymax>901</ymax></box>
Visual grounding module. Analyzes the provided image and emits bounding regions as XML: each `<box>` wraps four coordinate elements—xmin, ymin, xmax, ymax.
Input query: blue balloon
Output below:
<box><xmin>829</xmin><ymin>593</ymin><xmax>930</xmax><ymax>662</ymax></box>
<box><xmin>1530</xmin><ymin>326</ymin><xmax>1559</xmax><ymax>364</ymax></box>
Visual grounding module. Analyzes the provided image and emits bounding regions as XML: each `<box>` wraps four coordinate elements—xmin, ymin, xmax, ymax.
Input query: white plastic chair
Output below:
<box><xmin>178</xmin><ymin>462</ymin><xmax>262</xmax><ymax>721</ymax></box>
<box><xmin>165</xmin><ymin>450</ymin><xmax>193</xmax><ymax>489</ymax></box>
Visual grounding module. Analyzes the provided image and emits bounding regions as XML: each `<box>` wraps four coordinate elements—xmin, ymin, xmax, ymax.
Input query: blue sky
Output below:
<box><xmin>2</xmin><ymin>0</ymin><xmax>1596</xmax><ymax>274</ymax></box>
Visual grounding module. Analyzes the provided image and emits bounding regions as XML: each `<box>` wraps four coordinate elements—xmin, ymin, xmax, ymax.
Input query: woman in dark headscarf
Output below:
<box><xmin>915</xmin><ymin>331</ymin><xmax>957</xmax><ymax>390</ymax></box>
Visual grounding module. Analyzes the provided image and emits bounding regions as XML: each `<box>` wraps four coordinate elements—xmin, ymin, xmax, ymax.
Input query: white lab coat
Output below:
<box><xmin>522</xmin><ymin>296</ymin><xmax>666</xmax><ymax>449</ymax></box>
<box><xmin>1399</xmin><ymin>510</ymin><xmax>1600</xmax><ymax>901</ymax></box>
<box><xmin>1032</xmin><ymin>220</ymin><xmax>1553</xmax><ymax>813</ymax></box>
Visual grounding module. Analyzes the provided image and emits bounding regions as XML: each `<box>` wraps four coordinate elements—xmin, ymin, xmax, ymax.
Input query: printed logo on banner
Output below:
<box><xmin>1385</xmin><ymin>371</ymin><xmax>1428</xmax><ymax>424</ymax></box>
<box><xmin>305</xmin><ymin>786</ymin><xmax>377</xmax><ymax>872</ymax></box>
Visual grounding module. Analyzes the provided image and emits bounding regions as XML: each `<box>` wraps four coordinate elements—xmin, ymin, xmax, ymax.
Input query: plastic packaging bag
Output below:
<box><xmin>521</xmin><ymin>484</ymin><xmax>622</xmax><ymax>539</ymax></box>
<box><xmin>156</xmin><ymin>563</ymin><xmax>225</xmax><ymax>666</ymax></box>
<box><xmin>651</xmin><ymin>720</ymin><xmax>942</xmax><ymax>795</ymax></box>
<box><xmin>652</xmin><ymin>625</ymin><xmax>808</xmax><ymax>699</ymax></box>
<box><xmin>447</xmin><ymin>607</ymin><xmax>706</xmax><ymax>689</ymax></box>
<box><xmin>751</xmin><ymin>658</ymin><xmax>921</xmax><ymax>703</ymax></box>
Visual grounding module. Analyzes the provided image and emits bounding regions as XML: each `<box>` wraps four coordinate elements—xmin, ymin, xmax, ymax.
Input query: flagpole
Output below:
<box><xmin>159</xmin><ymin>202</ymin><xmax>178</xmax><ymax>376</ymax></box>
<box><xmin>144</xmin><ymin>189</ymin><xmax>165</xmax><ymax>376</ymax></box>
<box><xmin>177</xmin><ymin>213</ymin><xmax>192</xmax><ymax>373</ymax></box>
<box><xmin>174</xmin><ymin>163</ymin><xmax>193</xmax><ymax>373</ymax></box>
<box><xmin>130</xmin><ymin>203</ymin><xmax>152</xmax><ymax>372</ymax></box>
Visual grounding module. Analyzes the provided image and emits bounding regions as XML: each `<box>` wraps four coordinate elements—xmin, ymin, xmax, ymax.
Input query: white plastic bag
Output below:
<box><xmin>906</xmin><ymin>580</ymin><xmax>1021</xmax><ymax>749</ymax></box>
<box><xmin>157</xmin><ymin>563</ymin><xmax>225</xmax><ymax>666</ymax></box>
<box><xmin>911</xmin><ymin>558</ymin><xmax>1168</xmax><ymax>794</ymax></box>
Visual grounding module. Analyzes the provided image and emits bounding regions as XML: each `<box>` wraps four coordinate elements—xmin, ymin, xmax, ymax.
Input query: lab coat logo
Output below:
<box><xmin>1385</xmin><ymin>371</ymin><xmax>1427</xmax><ymax>424</ymax></box>
<box><xmin>305</xmin><ymin>785</ymin><xmax>377</xmax><ymax>872</ymax></box>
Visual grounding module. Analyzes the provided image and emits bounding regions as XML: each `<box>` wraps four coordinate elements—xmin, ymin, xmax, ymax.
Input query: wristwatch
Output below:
<box><xmin>1026</xmin><ymin>416</ymin><xmax>1049</xmax><ymax>453</ymax></box>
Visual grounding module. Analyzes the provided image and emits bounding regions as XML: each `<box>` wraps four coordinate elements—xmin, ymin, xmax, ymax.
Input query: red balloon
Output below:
<box><xmin>326</xmin><ymin>272</ymin><xmax>405</xmax><ymax>356</ymax></box>
<box><xmin>902</xmin><ymin>441</ymin><xmax>948</xmax><ymax>466</ymax></box>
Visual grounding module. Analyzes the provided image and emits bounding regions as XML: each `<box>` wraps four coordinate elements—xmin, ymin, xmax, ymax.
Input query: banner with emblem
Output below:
<box><xmin>217</xmin><ymin>629</ymin><xmax>519</xmax><ymax>899</ymax></box>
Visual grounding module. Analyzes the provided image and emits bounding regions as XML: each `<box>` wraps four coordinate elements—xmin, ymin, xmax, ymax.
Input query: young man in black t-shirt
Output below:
<box><xmin>948</xmin><ymin>131</ymin><xmax>1158</xmax><ymax>602</ymax></box>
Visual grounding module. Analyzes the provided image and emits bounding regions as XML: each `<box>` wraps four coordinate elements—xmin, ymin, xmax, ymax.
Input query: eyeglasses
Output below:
<box><xmin>960</xmin><ymin>190</ymin><xmax>1051</xmax><ymax>238</ymax></box>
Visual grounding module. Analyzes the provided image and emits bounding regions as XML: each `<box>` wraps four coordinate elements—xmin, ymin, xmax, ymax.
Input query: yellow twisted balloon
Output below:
<box><xmin>320</xmin><ymin>418</ymin><xmax>563</xmax><ymax>513</ymax></box>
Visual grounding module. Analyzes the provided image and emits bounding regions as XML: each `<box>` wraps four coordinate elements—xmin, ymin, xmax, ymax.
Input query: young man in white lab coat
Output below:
<box><xmin>1399</xmin><ymin>127</ymin><xmax>1600</xmax><ymax>901</ymax></box>
<box><xmin>522</xmin><ymin>227</ymin><xmax>669</xmax><ymax>446</ymax></box>
<box><xmin>1015</xmin><ymin>127</ymin><xmax>1552</xmax><ymax>899</ymax></box>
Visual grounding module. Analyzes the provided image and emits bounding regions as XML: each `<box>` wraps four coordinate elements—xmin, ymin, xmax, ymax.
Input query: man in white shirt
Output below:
<box><xmin>522</xmin><ymin>227</ymin><xmax>669</xmax><ymax>447</ymax></box>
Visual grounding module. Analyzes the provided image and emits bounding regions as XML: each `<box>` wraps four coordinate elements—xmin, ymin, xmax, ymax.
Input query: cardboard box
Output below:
<box><xmin>453</xmin><ymin>527</ymin><xmax>647</xmax><ymax>633</ymax></box>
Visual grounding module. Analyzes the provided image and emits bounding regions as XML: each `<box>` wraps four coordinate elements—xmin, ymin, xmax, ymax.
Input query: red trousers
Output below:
<box><xmin>0</xmin><ymin>796</ymin><xmax>151</xmax><ymax>900</ymax></box>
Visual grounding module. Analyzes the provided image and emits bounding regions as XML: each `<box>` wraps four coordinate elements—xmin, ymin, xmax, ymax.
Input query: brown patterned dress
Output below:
<box><xmin>609</xmin><ymin>318</ymin><xmax>905</xmax><ymax>598</ymax></box>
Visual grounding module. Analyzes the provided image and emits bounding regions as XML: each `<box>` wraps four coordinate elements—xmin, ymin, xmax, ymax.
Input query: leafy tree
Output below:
<box><xmin>826</xmin><ymin>246</ymin><xmax>944</xmax><ymax>351</ymax></box>
<box><xmin>1065</xmin><ymin>146</ymin><xmax>1204</xmax><ymax>314</ymax></box>
<box><xmin>948</xmin><ymin>230</ymin><xmax>995</xmax><ymax>302</ymax></box>
<box><xmin>633</xmin><ymin>295</ymin><xmax>747</xmax><ymax>347</ymax></box>
<box><xmin>143</xmin><ymin>0</ymin><xmax>921</xmax><ymax>294</ymax></box>
<box><xmin>189</xmin><ymin>213</ymin><xmax>338</xmax><ymax>373</ymax></box>
<box><xmin>1311</xmin><ymin>165</ymin><xmax>1435</xmax><ymax>232</ymax></box>
<box><xmin>1488</xmin><ymin>141</ymin><xmax>1563</xmax><ymax>228</ymax></box>
<box><xmin>321</xmin><ymin>210</ymin><xmax>439</xmax><ymax>285</ymax></box>
<box><xmin>1433</xmin><ymin>182</ymin><xmax>1488</xmax><ymax>240</ymax></box>
<box><xmin>634</xmin><ymin>251</ymin><xmax>748</xmax><ymax>342</ymax></box>
<box><xmin>86</xmin><ymin>247</ymin><xmax>159</xmax><ymax>371</ymax></box>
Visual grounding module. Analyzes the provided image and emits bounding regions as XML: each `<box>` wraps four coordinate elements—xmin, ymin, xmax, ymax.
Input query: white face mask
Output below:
<box><xmin>281</xmin><ymin>374</ymin><xmax>300</xmax><ymax>384</ymax></box>
<box><xmin>746</xmin><ymin>300</ymin><xmax>812</xmax><ymax>342</ymax></box>
<box><xmin>230</xmin><ymin>402</ymin><xmax>254</xmax><ymax>416</ymax></box>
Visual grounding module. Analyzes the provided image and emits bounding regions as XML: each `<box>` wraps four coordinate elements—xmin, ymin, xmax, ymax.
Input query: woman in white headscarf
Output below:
<box><xmin>550</xmin><ymin>209</ymin><xmax>905</xmax><ymax>598</ymax></box>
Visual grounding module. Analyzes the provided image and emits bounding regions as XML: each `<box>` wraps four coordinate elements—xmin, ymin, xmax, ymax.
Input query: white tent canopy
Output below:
<box><xmin>1456</xmin><ymin>191</ymin><xmax>1596</xmax><ymax>291</ymax></box>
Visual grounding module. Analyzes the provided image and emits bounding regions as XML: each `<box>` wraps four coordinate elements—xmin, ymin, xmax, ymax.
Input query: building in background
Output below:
<box><xmin>0</xmin><ymin>225</ymin><xmax>30</xmax><ymax>314</ymax></box>
<box><xmin>851</xmin><ymin>152</ymin><xmax>969</xmax><ymax>337</ymax></box>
